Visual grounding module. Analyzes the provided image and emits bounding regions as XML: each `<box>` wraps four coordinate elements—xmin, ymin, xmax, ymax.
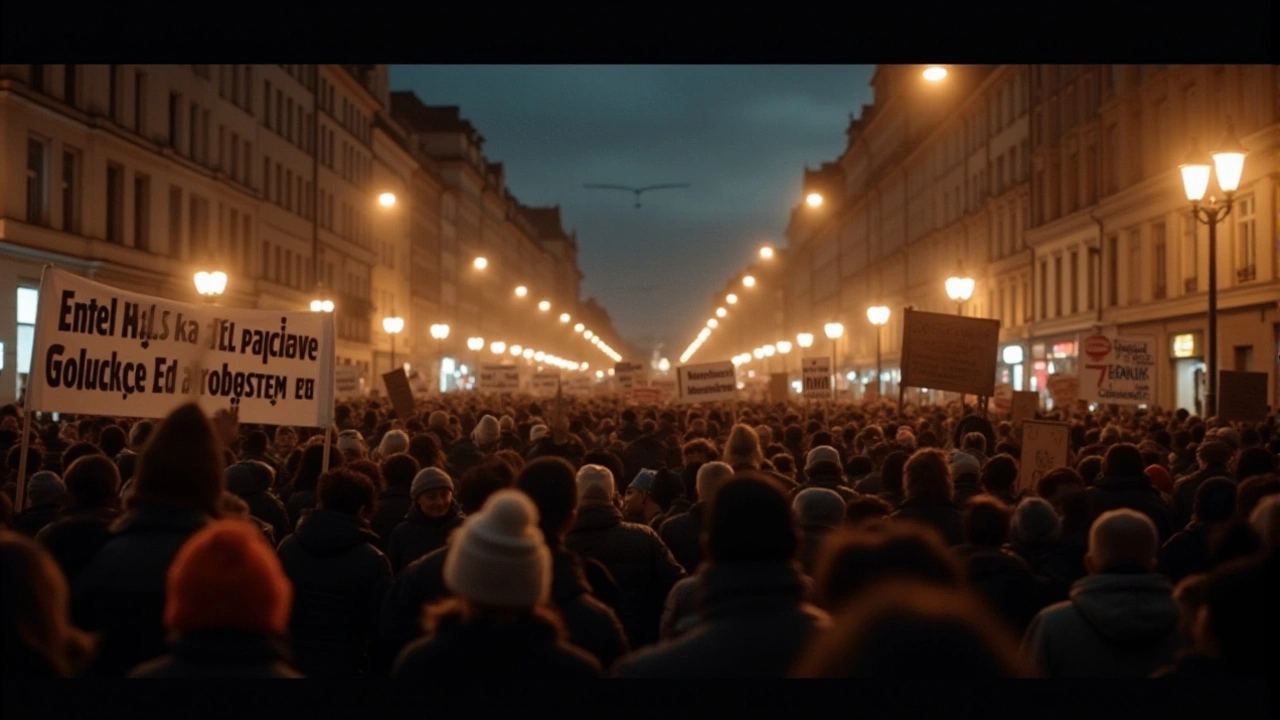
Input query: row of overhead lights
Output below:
<box><xmin>463</xmin><ymin>336</ymin><xmax>590</xmax><ymax>373</ymax></box>
<box><xmin>680</xmin><ymin>263</ymin><xmax>758</xmax><ymax>363</ymax></box>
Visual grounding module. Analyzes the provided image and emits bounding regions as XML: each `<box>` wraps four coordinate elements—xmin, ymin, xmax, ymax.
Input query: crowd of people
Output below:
<box><xmin>1</xmin><ymin>394</ymin><xmax>1276</xmax><ymax>684</ymax></box>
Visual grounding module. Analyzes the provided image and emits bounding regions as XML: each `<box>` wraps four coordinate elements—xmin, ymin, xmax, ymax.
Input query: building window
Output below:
<box><xmin>17</xmin><ymin>287</ymin><xmax>40</xmax><ymax>387</ymax></box>
<box><xmin>244</xmin><ymin>142</ymin><xmax>253</xmax><ymax>187</ymax></box>
<box><xmin>134</xmin><ymin>71</ymin><xmax>146</xmax><ymax>135</ymax></box>
<box><xmin>168</xmin><ymin>93</ymin><xmax>180</xmax><ymax>149</ymax></box>
<box><xmin>1087</xmin><ymin>247</ymin><xmax>1097</xmax><ymax>310</ymax></box>
<box><xmin>1070</xmin><ymin>250</ymin><xmax>1079</xmax><ymax>314</ymax></box>
<box><xmin>1128</xmin><ymin>228</ymin><xmax>1142</xmax><ymax>303</ymax></box>
<box><xmin>1053</xmin><ymin>256</ymin><xmax>1063</xmax><ymax>317</ymax></box>
<box><xmin>26</xmin><ymin>138</ymin><xmax>48</xmax><ymax>226</ymax></box>
<box><xmin>1233</xmin><ymin>346</ymin><xmax>1253</xmax><ymax>372</ymax></box>
<box><xmin>169</xmin><ymin>186</ymin><xmax>183</xmax><ymax>258</ymax></box>
<box><xmin>263</xmin><ymin>157</ymin><xmax>271</xmax><ymax>197</ymax></box>
<box><xmin>264</xmin><ymin>81</ymin><xmax>273</xmax><ymax>126</ymax></box>
<box><xmin>1181</xmin><ymin>214</ymin><xmax>1197</xmax><ymax>293</ymax></box>
<box><xmin>60</xmin><ymin>149</ymin><xmax>79</xmax><ymax>232</ymax></box>
<box><xmin>262</xmin><ymin>242</ymin><xmax>271</xmax><ymax>280</ymax></box>
<box><xmin>188</xmin><ymin>103</ymin><xmax>198</xmax><ymax>159</ymax></box>
<box><xmin>1022</xmin><ymin>278</ymin><xmax>1031</xmax><ymax>323</ymax></box>
<box><xmin>201</xmin><ymin>109</ymin><xmax>210</xmax><ymax>164</ymax></box>
<box><xmin>133</xmin><ymin>174</ymin><xmax>150</xmax><ymax>251</ymax></box>
<box><xmin>1107</xmin><ymin>234</ymin><xmax>1119</xmax><ymax>306</ymax></box>
<box><xmin>1152</xmin><ymin>222</ymin><xmax>1167</xmax><ymax>299</ymax></box>
<box><xmin>245</xmin><ymin>67</ymin><xmax>253</xmax><ymax>114</ymax></box>
<box><xmin>217</xmin><ymin>125</ymin><xmax>225</xmax><ymax>172</ymax></box>
<box><xmin>1039</xmin><ymin>261</ymin><xmax>1048</xmax><ymax>319</ymax></box>
<box><xmin>1235</xmin><ymin>194</ymin><xmax>1256</xmax><ymax>282</ymax></box>
<box><xmin>63</xmin><ymin>64</ymin><xmax>76</xmax><ymax>106</ymax></box>
<box><xmin>105</xmin><ymin>163</ymin><xmax>124</xmax><ymax>243</ymax></box>
<box><xmin>1104</xmin><ymin>123</ymin><xmax>1119</xmax><ymax>194</ymax></box>
<box><xmin>285</xmin><ymin>170</ymin><xmax>293</xmax><ymax>211</ymax></box>
<box><xmin>189</xmin><ymin>195</ymin><xmax>208</xmax><ymax>260</ymax></box>
<box><xmin>230</xmin><ymin>134</ymin><xmax>240</xmax><ymax>181</ymax></box>
<box><xmin>1084</xmin><ymin>143</ymin><xmax>1098</xmax><ymax>206</ymax></box>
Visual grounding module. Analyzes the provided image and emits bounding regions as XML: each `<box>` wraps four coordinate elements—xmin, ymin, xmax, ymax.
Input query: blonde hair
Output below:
<box><xmin>723</xmin><ymin>424</ymin><xmax>763</xmax><ymax>470</ymax></box>
<box><xmin>0</xmin><ymin>531</ymin><xmax>95</xmax><ymax>676</ymax></box>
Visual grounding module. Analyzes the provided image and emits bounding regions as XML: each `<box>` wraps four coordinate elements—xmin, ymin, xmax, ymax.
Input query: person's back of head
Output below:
<box><xmin>961</xmin><ymin>432</ymin><xmax>987</xmax><ymax>456</ymax></box>
<box><xmin>1010</xmin><ymin>496</ymin><xmax>1061</xmax><ymax>545</ymax></box>
<box><xmin>408</xmin><ymin>433</ymin><xmax>445</xmax><ymax>470</ymax></box>
<box><xmin>1101</xmin><ymin>443</ymin><xmax>1145</xmax><ymax>479</ymax></box>
<box><xmin>1195</xmin><ymin>440</ymin><xmax>1231</xmax><ymax>469</ymax></box>
<box><xmin>380</xmin><ymin>453</ymin><xmax>420</xmax><ymax>489</ymax></box>
<box><xmin>705</xmin><ymin>474</ymin><xmax>796</xmax><ymax>566</ymax></box>
<box><xmin>316</xmin><ymin>469</ymin><xmax>375</xmax><ymax>517</ymax></box>
<box><xmin>98</xmin><ymin>425</ymin><xmax>127</xmax><ymax>459</ymax></box>
<box><xmin>1248</xmin><ymin>494</ymin><xmax>1280</xmax><ymax>552</ymax></box>
<box><xmin>695</xmin><ymin>461</ymin><xmax>734</xmax><ymax>507</ymax></box>
<box><xmin>0</xmin><ymin>531</ymin><xmax>95</xmax><ymax>677</ymax></box>
<box><xmin>723</xmin><ymin>424</ymin><xmax>763</xmax><ymax>469</ymax></box>
<box><xmin>792</xmin><ymin>579</ymin><xmax>1032</xmax><ymax>678</ymax></box>
<box><xmin>1194</xmin><ymin>477</ymin><xmax>1237</xmax><ymax>524</ymax></box>
<box><xmin>62</xmin><ymin>455</ymin><xmax>121</xmax><ymax>510</ymax></box>
<box><xmin>979</xmin><ymin>454</ymin><xmax>1019</xmax><ymax>497</ymax></box>
<box><xmin>648</xmin><ymin>468</ymin><xmax>684</xmax><ymax>512</ymax></box>
<box><xmin>1076</xmin><ymin>455</ymin><xmax>1103</xmax><ymax>486</ymax></box>
<box><xmin>516</xmin><ymin>457</ymin><xmax>578</xmax><ymax>542</ymax></box>
<box><xmin>813</xmin><ymin>523</ymin><xmax>963</xmax><ymax>612</ymax></box>
<box><xmin>1234</xmin><ymin>447</ymin><xmax>1275</xmax><ymax>482</ymax></box>
<box><xmin>844</xmin><ymin>495</ymin><xmax>893</xmax><ymax>526</ymax></box>
<box><xmin>129</xmin><ymin>404</ymin><xmax>224</xmax><ymax>518</ymax></box>
<box><xmin>962</xmin><ymin>496</ymin><xmax>1012</xmax><ymax>548</ymax></box>
<box><xmin>903</xmin><ymin>449</ymin><xmax>952</xmax><ymax>503</ymax></box>
<box><xmin>844</xmin><ymin>455</ymin><xmax>873</xmax><ymax>479</ymax></box>
<box><xmin>1088</xmin><ymin>509</ymin><xmax>1158</xmax><ymax>574</ymax></box>
<box><xmin>455</xmin><ymin>459</ymin><xmax>516</xmax><ymax>515</ymax></box>
<box><xmin>1036</xmin><ymin>467</ymin><xmax>1084</xmax><ymax>504</ymax></box>
<box><xmin>1200</xmin><ymin>554</ymin><xmax>1275</xmax><ymax>678</ymax></box>
<box><xmin>242</xmin><ymin>430</ymin><xmax>269</xmax><ymax>456</ymax></box>
<box><xmin>793</xmin><ymin>488</ymin><xmax>846</xmax><ymax>532</ymax></box>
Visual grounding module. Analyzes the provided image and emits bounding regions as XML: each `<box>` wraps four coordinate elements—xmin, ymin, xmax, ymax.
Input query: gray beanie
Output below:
<box><xmin>27</xmin><ymin>471</ymin><xmax>66</xmax><ymax>508</ymax></box>
<box><xmin>472</xmin><ymin>415</ymin><xmax>501</xmax><ymax>446</ymax></box>
<box><xmin>1011</xmin><ymin>497</ymin><xmax>1062</xmax><ymax>543</ymax></box>
<box><xmin>793</xmin><ymin>487</ymin><xmax>846</xmax><ymax>530</ymax></box>
<box><xmin>378</xmin><ymin>429</ymin><xmax>409</xmax><ymax>457</ymax></box>
<box><xmin>443</xmin><ymin>490</ymin><xmax>550</xmax><ymax>608</ymax></box>
<box><xmin>428</xmin><ymin>411</ymin><xmax>449</xmax><ymax>429</ymax></box>
<box><xmin>411</xmin><ymin>467</ymin><xmax>454</xmax><ymax>500</ymax></box>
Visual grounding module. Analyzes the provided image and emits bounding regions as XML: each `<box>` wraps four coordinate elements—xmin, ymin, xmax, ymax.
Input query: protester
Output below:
<box><xmin>386</xmin><ymin>467</ymin><xmax>464</xmax><ymax>573</ymax></box>
<box><xmin>1</xmin><ymin>531</ymin><xmax>95</xmax><ymax>677</ymax></box>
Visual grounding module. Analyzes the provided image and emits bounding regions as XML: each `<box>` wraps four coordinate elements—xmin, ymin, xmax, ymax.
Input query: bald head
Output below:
<box><xmin>1087</xmin><ymin>509</ymin><xmax>1158</xmax><ymax>574</ymax></box>
<box><xmin>696</xmin><ymin>461</ymin><xmax>735</xmax><ymax>505</ymax></box>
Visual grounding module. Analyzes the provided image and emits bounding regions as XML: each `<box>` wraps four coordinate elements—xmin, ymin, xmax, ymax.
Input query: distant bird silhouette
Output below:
<box><xmin>584</xmin><ymin>183</ymin><xmax>691</xmax><ymax>208</ymax></box>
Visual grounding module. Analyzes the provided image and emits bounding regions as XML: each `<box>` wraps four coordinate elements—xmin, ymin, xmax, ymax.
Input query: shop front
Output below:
<box><xmin>1029</xmin><ymin>336</ymin><xmax>1080</xmax><ymax>407</ymax></box>
<box><xmin>997</xmin><ymin>343</ymin><xmax>1027</xmax><ymax>392</ymax></box>
<box><xmin>1169</xmin><ymin>331</ymin><xmax>1205</xmax><ymax>416</ymax></box>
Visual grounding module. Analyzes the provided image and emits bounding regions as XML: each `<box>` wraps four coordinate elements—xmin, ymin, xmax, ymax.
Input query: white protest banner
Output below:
<box><xmin>676</xmin><ymin>361</ymin><xmax>738</xmax><ymax>404</ymax></box>
<box><xmin>1018</xmin><ymin>420</ymin><xmax>1070</xmax><ymax>495</ymax></box>
<box><xmin>901</xmin><ymin>309</ymin><xmax>1000</xmax><ymax>397</ymax></box>
<box><xmin>531</xmin><ymin>373</ymin><xmax>561</xmax><ymax>397</ymax></box>
<box><xmin>26</xmin><ymin>267</ymin><xmax>335</xmax><ymax>427</ymax></box>
<box><xmin>1047</xmin><ymin>375</ymin><xmax>1080</xmax><ymax>409</ymax></box>
<box><xmin>1079</xmin><ymin>333</ymin><xmax>1156</xmax><ymax>405</ymax></box>
<box><xmin>614</xmin><ymin>362</ymin><xmax>645</xmax><ymax>393</ymax></box>
<box><xmin>335</xmin><ymin>364</ymin><xmax>362</xmax><ymax>399</ymax></box>
<box><xmin>802</xmin><ymin>356</ymin><xmax>832</xmax><ymax>399</ymax></box>
<box><xmin>477</xmin><ymin>364</ymin><xmax>520</xmax><ymax>393</ymax></box>
<box><xmin>566</xmin><ymin>376</ymin><xmax>592</xmax><ymax>396</ymax></box>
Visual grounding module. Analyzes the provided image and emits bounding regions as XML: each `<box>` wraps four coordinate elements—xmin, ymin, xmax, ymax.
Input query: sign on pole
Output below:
<box><xmin>531</xmin><ymin>373</ymin><xmax>561</xmax><ymax>397</ymax></box>
<box><xmin>675</xmin><ymin>361</ymin><xmax>738</xmax><ymax>404</ymax></box>
<box><xmin>335</xmin><ymin>364</ymin><xmax>362</xmax><ymax>399</ymax></box>
<box><xmin>900</xmin><ymin>309</ymin><xmax>1000</xmax><ymax>397</ymax></box>
<box><xmin>382</xmin><ymin>368</ymin><xmax>417</xmax><ymax>422</ymax></box>
<box><xmin>477</xmin><ymin>364</ymin><xmax>520</xmax><ymax>393</ymax></box>
<box><xmin>1218</xmin><ymin>370</ymin><xmax>1269</xmax><ymax>422</ymax></box>
<box><xmin>26</xmin><ymin>267</ymin><xmax>335</xmax><ymax>427</ymax></box>
<box><xmin>1078</xmin><ymin>333</ymin><xmax>1156</xmax><ymax>405</ymax></box>
<box><xmin>1047</xmin><ymin>375</ymin><xmax>1080</xmax><ymax>409</ymax></box>
<box><xmin>614</xmin><ymin>362</ymin><xmax>646</xmax><ymax>393</ymax></box>
<box><xmin>802</xmin><ymin>356</ymin><xmax>832</xmax><ymax>399</ymax></box>
<box><xmin>1018</xmin><ymin>420</ymin><xmax>1070</xmax><ymax>495</ymax></box>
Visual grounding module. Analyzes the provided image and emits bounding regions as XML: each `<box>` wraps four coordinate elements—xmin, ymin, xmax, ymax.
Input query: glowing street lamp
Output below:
<box><xmin>467</xmin><ymin>337</ymin><xmax>484</xmax><ymax>351</ymax></box>
<box><xmin>742</xmin><ymin>275</ymin><xmax>756</xmax><ymax>288</ymax></box>
<box><xmin>867</xmin><ymin>306</ymin><xmax>890</xmax><ymax>397</ymax></box>
<box><xmin>574</xmin><ymin>323</ymin><xmax>585</xmax><ymax>333</ymax></box>
<box><xmin>514</xmin><ymin>285</ymin><xmax>528</xmax><ymax>297</ymax></box>
<box><xmin>923</xmin><ymin>66</ymin><xmax>948</xmax><ymax>82</ymax></box>
<box><xmin>759</xmin><ymin>245</ymin><xmax>774</xmax><ymax>260</ymax></box>
<box><xmin>538</xmin><ymin>300</ymin><xmax>551</xmax><ymax>312</ymax></box>
<box><xmin>559</xmin><ymin>313</ymin><xmax>571</xmax><ymax>323</ymax></box>
<box><xmin>945</xmin><ymin>261</ymin><xmax>976</xmax><ymax>314</ymax></box>
<box><xmin>378</xmin><ymin>192</ymin><xmax>397</xmax><ymax>207</ymax></box>
<box><xmin>490</xmin><ymin>341</ymin><xmax>506</xmax><ymax>355</ymax></box>
<box><xmin>796</xmin><ymin>332</ymin><xmax>814</xmax><ymax>349</ymax></box>
<box><xmin>805</xmin><ymin>192</ymin><xmax>823</xmax><ymax>208</ymax></box>
<box><xmin>707</xmin><ymin>318</ymin><xmax>718</xmax><ymax>328</ymax></box>
<box><xmin>430</xmin><ymin>323</ymin><xmax>450</xmax><ymax>340</ymax></box>
<box><xmin>193</xmin><ymin>271</ymin><xmax>227</xmax><ymax>304</ymax></box>
<box><xmin>726</xmin><ymin>293</ymin><xmax>738</xmax><ymax>305</ymax></box>
<box><xmin>382</xmin><ymin>315</ymin><xmax>405</xmax><ymax>370</ymax></box>
<box><xmin>473</xmin><ymin>257</ymin><xmax>488</xmax><ymax>270</ymax></box>
<box><xmin>310</xmin><ymin>298</ymin><xmax>334</xmax><ymax>313</ymax></box>
<box><xmin>658</xmin><ymin>358</ymin><xmax>671</xmax><ymax>372</ymax></box>
<box><xmin>584</xmin><ymin>330</ymin><xmax>594</xmax><ymax>339</ymax></box>
<box><xmin>715</xmin><ymin>307</ymin><xmax>727</xmax><ymax>318</ymax></box>
<box><xmin>824</xmin><ymin>323</ymin><xmax>844</xmax><ymax>394</ymax></box>
<box><xmin>510</xmin><ymin>344</ymin><xmax>523</xmax><ymax>356</ymax></box>
<box><xmin>523</xmin><ymin>349</ymin><xmax>534</xmax><ymax>359</ymax></box>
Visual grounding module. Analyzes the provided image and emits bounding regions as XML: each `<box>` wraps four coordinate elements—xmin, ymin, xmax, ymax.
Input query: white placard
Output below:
<box><xmin>26</xmin><ymin>267</ymin><xmax>335</xmax><ymax>427</ymax></box>
<box><xmin>531</xmin><ymin>373</ymin><xmax>560</xmax><ymax>397</ymax></box>
<box><xmin>477</xmin><ymin>364</ymin><xmax>520</xmax><ymax>393</ymax></box>
<box><xmin>1079</xmin><ymin>333</ymin><xmax>1156</xmax><ymax>405</ymax></box>
<box><xmin>802</xmin><ymin>356</ymin><xmax>832</xmax><ymax>399</ymax></box>
<box><xmin>676</xmin><ymin>361</ymin><xmax>738</xmax><ymax>404</ymax></box>
<box><xmin>566</xmin><ymin>376</ymin><xmax>592</xmax><ymax>395</ymax></box>
<box><xmin>1018</xmin><ymin>420</ymin><xmax>1070</xmax><ymax>495</ymax></box>
<box><xmin>334</xmin><ymin>364</ymin><xmax>362</xmax><ymax>399</ymax></box>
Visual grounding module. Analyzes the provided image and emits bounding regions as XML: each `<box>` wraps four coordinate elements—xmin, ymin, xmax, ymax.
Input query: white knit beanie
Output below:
<box><xmin>443</xmin><ymin>490</ymin><xmax>551</xmax><ymax>608</ymax></box>
<box><xmin>472</xmin><ymin>415</ymin><xmax>501</xmax><ymax>446</ymax></box>
<box><xmin>378</xmin><ymin>429</ymin><xmax>409</xmax><ymax>457</ymax></box>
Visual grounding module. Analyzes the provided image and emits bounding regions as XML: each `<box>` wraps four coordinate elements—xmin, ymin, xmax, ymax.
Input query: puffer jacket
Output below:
<box><xmin>277</xmin><ymin>509</ymin><xmax>392</xmax><ymax>678</ymax></box>
<box><xmin>129</xmin><ymin>629</ymin><xmax>302</xmax><ymax>678</ymax></box>
<box><xmin>386</xmin><ymin>503</ymin><xmax>464</xmax><ymax>574</ymax></box>
<box><xmin>565</xmin><ymin>502</ymin><xmax>686</xmax><ymax>649</ymax></box>
<box><xmin>547</xmin><ymin>546</ymin><xmax>631</xmax><ymax>671</ymax></box>
<box><xmin>1021</xmin><ymin>572</ymin><xmax>1179</xmax><ymax>678</ymax></box>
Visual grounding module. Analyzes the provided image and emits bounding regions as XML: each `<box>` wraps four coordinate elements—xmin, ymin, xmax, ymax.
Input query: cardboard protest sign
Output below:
<box><xmin>1079</xmin><ymin>333</ymin><xmax>1156</xmax><ymax>405</ymax></box>
<box><xmin>1047</xmin><ymin>375</ymin><xmax>1080</xmax><ymax>408</ymax></box>
<box><xmin>630</xmin><ymin>387</ymin><xmax>661</xmax><ymax>406</ymax></box>
<box><xmin>26</xmin><ymin>267</ymin><xmax>335</xmax><ymax>427</ymax></box>
<box><xmin>477</xmin><ymin>364</ymin><xmax>520</xmax><ymax>393</ymax></box>
<box><xmin>676</xmin><ymin>361</ymin><xmax>738</xmax><ymax>404</ymax></box>
<box><xmin>381</xmin><ymin>368</ymin><xmax>417</xmax><ymax>422</ymax></box>
<box><xmin>566</xmin><ymin>376</ymin><xmax>592</xmax><ymax>395</ymax></box>
<box><xmin>614</xmin><ymin>362</ymin><xmax>646</xmax><ymax>393</ymax></box>
<box><xmin>802</xmin><ymin>356</ymin><xmax>832</xmax><ymax>399</ymax></box>
<box><xmin>991</xmin><ymin>383</ymin><xmax>1013</xmax><ymax>413</ymax></box>
<box><xmin>649</xmin><ymin>378</ymin><xmax>678</xmax><ymax>401</ymax></box>
<box><xmin>335</xmin><ymin>364</ymin><xmax>362</xmax><ymax>399</ymax></box>
<box><xmin>1011</xmin><ymin>391</ymin><xmax>1040</xmax><ymax>423</ymax></box>
<box><xmin>1018</xmin><ymin>420</ymin><xmax>1070</xmax><ymax>495</ymax></box>
<box><xmin>531</xmin><ymin>373</ymin><xmax>561</xmax><ymax>397</ymax></box>
<box><xmin>768</xmin><ymin>373</ymin><xmax>790</xmax><ymax>403</ymax></box>
<box><xmin>900</xmin><ymin>309</ymin><xmax>999</xmax><ymax>397</ymax></box>
<box><xmin>1218</xmin><ymin>370</ymin><xmax>1268</xmax><ymax>422</ymax></box>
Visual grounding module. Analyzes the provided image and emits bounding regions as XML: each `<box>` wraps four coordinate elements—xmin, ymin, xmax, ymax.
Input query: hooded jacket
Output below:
<box><xmin>1021</xmin><ymin>572</ymin><xmax>1179</xmax><ymax>678</ymax></box>
<box><xmin>386</xmin><ymin>503</ymin><xmax>465</xmax><ymax>574</ymax></box>
<box><xmin>277</xmin><ymin>509</ymin><xmax>393</xmax><ymax>678</ymax></box>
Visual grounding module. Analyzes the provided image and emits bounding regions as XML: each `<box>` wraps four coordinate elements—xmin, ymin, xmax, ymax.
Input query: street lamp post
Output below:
<box><xmin>945</xmin><ymin>261</ymin><xmax>975</xmax><ymax>315</ymax></box>
<box><xmin>382</xmin><ymin>315</ymin><xmax>404</xmax><ymax>372</ymax></box>
<box><xmin>1179</xmin><ymin>123</ymin><xmax>1248</xmax><ymax>418</ymax></box>
<box><xmin>867</xmin><ymin>306</ymin><xmax>890</xmax><ymax>398</ymax></box>
<box><xmin>824</xmin><ymin>323</ymin><xmax>844</xmax><ymax>398</ymax></box>
<box><xmin>193</xmin><ymin>271</ymin><xmax>227</xmax><ymax>305</ymax></box>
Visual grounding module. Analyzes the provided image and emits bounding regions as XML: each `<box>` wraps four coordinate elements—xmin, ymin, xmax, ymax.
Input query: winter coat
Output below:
<box><xmin>659</xmin><ymin>575</ymin><xmax>700</xmax><ymax>641</ymax></box>
<box><xmin>386</xmin><ymin>503</ymin><xmax>464</xmax><ymax>574</ymax></box>
<box><xmin>128</xmin><ymin>629</ymin><xmax>302</xmax><ymax>678</ymax></box>
<box><xmin>1171</xmin><ymin>465</ymin><xmax>1232</xmax><ymax>531</ymax></box>
<box><xmin>12</xmin><ymin>503</ymin><xmax>61</xmax><ymax>537</ymax></box>
<box><xmin>277</xmin><ymin>509</ymin><xmax>393</xmax><ymax>678</ymax></box>
<box><xmin>285</xmin><ymin>488</ymin><xmax>317</xmax><ymax>530</ymax></box>
<box><xmin>35</xmin><ymin>506</ymin><xmax>120</xmax><ymax>582</ymax></box>
<box><xmin>565</xmin><ymin>502</ymin><xmax>686</xmax><ymax>649</ymax></box>
<box><xmin>891</xmin><ymin>498</ymin><xmax>964</xmax><ymax>546</ymax></box>
<box><xmin>951</xmin><ymin>477</ymin><xmax>983</xmax><ymax>507</ymax></box>
<box><xmin>659</xmin><ymin>502</ymin><xmax>707</xmax><ymax>574</ymax></box>
<box><xmin>1158</xmin><ymin>521</ymin><xmax>1220</xmax><ymax>586</ymax></box>
<box><xmin>1004</xmin><ymin>539</ymin><xmax>1085</xmax><ymax>600</ymax></box>
<box><xmin>546</xmin><ymin>546</ymin><xmax>631</xmax><ymax>671</ymax></box>
<box><xmin>621</xmin><ymin>435</ymin><xmax>671</xmax><ymax>485</ymax></box>
<box><xmin>1087</xmin><ymin>474</ymin><xmax>1175</xmax><ymax>542</ymax></box>
<box><xmin>613</xmin><ymin>561</ymin><xmax>829</xmax><ymax>677</ymax></box>
<box><xmin>853</xmin><ymin>473</ymin><xmax>883</xmax><ymax>495</ymax></box>
<box><xmin>651</xmin><ymin>498</ymin><xmax>693</xmax><ymax>532</ymax></box>
<box><xmin>445</xmin><ymin>439</ymin><xmax>487</xmax><ymax>479</ymax></box>
<box><xmin>953</xmin><ymin>545</ymin><xmax>1056</xmax><ymax>635</ymax></box>
<box><xmin>392</xmin><ymin>607</ymin><xmax>602</xmax><ymax>682</ymax></box>
<box><xmin>496</xmin><ymin>430</ymin><xmax>527</xmax><ymax>455</ymax></box>
<box><xmin>225</xmin><ymin>470</ymin><xmax>291</xmax><ymax>543</ymax></box>
<box><xmin>793</xmin><ymin>472</ymin><xmax>858</xmax><ymax>504</ymax></box>
<box><xmin>71</xmin><ymin>506</ymin><xmax>211</xmax><ymax>677</ymax></box>
<box><xmin>797</xmin><ymin>526</ymin><xmax>836</xmax><ymax>577</ymax></box>
<box><xmin>370</xmin><ymin>486</ymin><xmax>413</xmax><ymax>551</ymax></box>
<box><xmin>1021</xmin><ymin>572</ymin><xmax>1179</xmax><ymax>678</ymax></box>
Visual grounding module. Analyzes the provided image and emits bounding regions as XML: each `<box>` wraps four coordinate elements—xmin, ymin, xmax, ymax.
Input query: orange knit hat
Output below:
<box><xmin>164</xmin><ymin>519</ymin><xmax>293</xmax><ymax>636</ymax></box>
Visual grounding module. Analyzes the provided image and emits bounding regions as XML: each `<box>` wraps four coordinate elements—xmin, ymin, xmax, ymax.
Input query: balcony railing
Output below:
<box><xmin>1183</xmin><ymin>277</ymin><xmax>1197</xmax><ymax>293</ymax></box>
<box><xmin>1236</xmin><ymin>265</ymin><xmax>1256</xmax><ymax>284</ymax></box>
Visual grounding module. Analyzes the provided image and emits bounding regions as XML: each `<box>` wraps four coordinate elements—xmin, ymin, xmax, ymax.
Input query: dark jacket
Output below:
<box><xmin>793</xmin><ymin>472</ymin><xmax>858</xmax><ymax>504</ymax></box>
<box><xmin>497</xmin><ymin>430</ymin><xmax>527</xmax><ymax>455</ymax></box>
<box><xmin>12</xmin><ymin>503</ymin><xmax>61</xmax><ymax>537</ymax></box>
<box><xmin>565</xmin><ymin>502</ymin><xmax>686</xmax><ymax>649</ymax></box>
<box><xmin>547</xmin><ymin>546</ymin><xmax>630</xmax><ymax>671</ymax></box>
<box><xmin>853</xmin><ymin>472</ymin><xmax>883</xmax><ymax>495</ymax></box>
<box><xmin>877</xmin><ymin>490</ymin><xmax>904</xmax><ymax>509</ymax></box>
<box><xmin>1158</xmin><ymin>521</ymin><xmax>1219</xmax><ymax>586</ymax></box>
<box><xmin>35</xmin><ymin>506</ymin><xmax>120</xmax><ymax>581</ymax></box>
<box><xmin>621</xmin><ymin>435</ymin><xmax>669</xmax><ymax>485</ymax></box>
<box><xmin>128</xmin><ymin>629</ymin><xmax>302</xmax><ymax>678</ymax></box>
<box><xmin>797</xmin><ymin>526</ymin><xmax>837</xmax><ymax>577</ymax></box>
<box><xmin>386</xmin><ymin>503</ymin><xmax>464</xmax><ymax>574</ymax></box>
<box><xmin>370</xmin><ymin>486</ymin><xmax>413</xmax><ymax>551</ymax></box>
<box><xmin>952</xmin><ymin>477</ymin><xmax>983</xmax><ymax>507</ymax></box>
<box><xmin>891</xmin><ymin>498</ymin><xmax>964</xmax><ymax>546</ymax></box>
<box><xmin>659</xmin><ymin>502</ymin><xmax>707</xmax><ymax>574</ymax></box>
<box><xmin>445</xmin><ymin>439</ymin><xmax>487</xmax><ymax>479</ymax></box>
<box><xmin>651</xmin><ymin>498</ymin><xmax>693</xmax><ymax>532</ymax></box>
<box><xmin>284</xmin><ymin>488</ymin><xmax>317</xmax><ymax>530</ymax></box>
<box><xmin>225</xmin><ymin>470</ymin><xmax>291</xmax><ymax>543</ymax></box>
<box><xmin>71</xmin><ymin>506</ymin><xmax>211</xmax><ymax>677</ymax></box>
<box><xmin>614</xmin><ymin>561</ymin><xmax>829</xmax><ymax>677</ymax></box>
<box><xmin>1171</xmin><ymin>465</ymin><xmax>1232</xmax><ymax>531</ymax></box>
<box><xmin>1087</xmin><ymin>474</ymin><xmax>1175</xmax><ymax>542</ymax></box>
<box><xmin>392</xmin><ymin>607</ymin><xmax>602</xmax><ymax>682</ymax></box>
<box><xmin>1004</xmin><ymin>539</ymin><xmax>1086</xmax><ymax>599</ymax></box>
<box><xmin>277</xmin><ymin>509</ymin><xmax>393</xmax><ymax>678</ymax></box>
<box><xmin>953</xmin><ymin>545</ymin><xmax>1056</xmax><ymax>635</ymax></box>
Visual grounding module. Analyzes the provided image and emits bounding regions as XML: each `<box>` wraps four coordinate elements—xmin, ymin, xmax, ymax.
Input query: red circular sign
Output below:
<box><xmin>1083</xmin><ymin>334</ymin><xmax>1111</xmax><ymax>360</ymax></box>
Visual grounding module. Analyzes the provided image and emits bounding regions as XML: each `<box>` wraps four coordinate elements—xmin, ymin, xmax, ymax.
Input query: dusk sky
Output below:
<box><xmin>389</xmin><ymin>65</ymin><xmax>875</xmax><ymax>360</ymax></box>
